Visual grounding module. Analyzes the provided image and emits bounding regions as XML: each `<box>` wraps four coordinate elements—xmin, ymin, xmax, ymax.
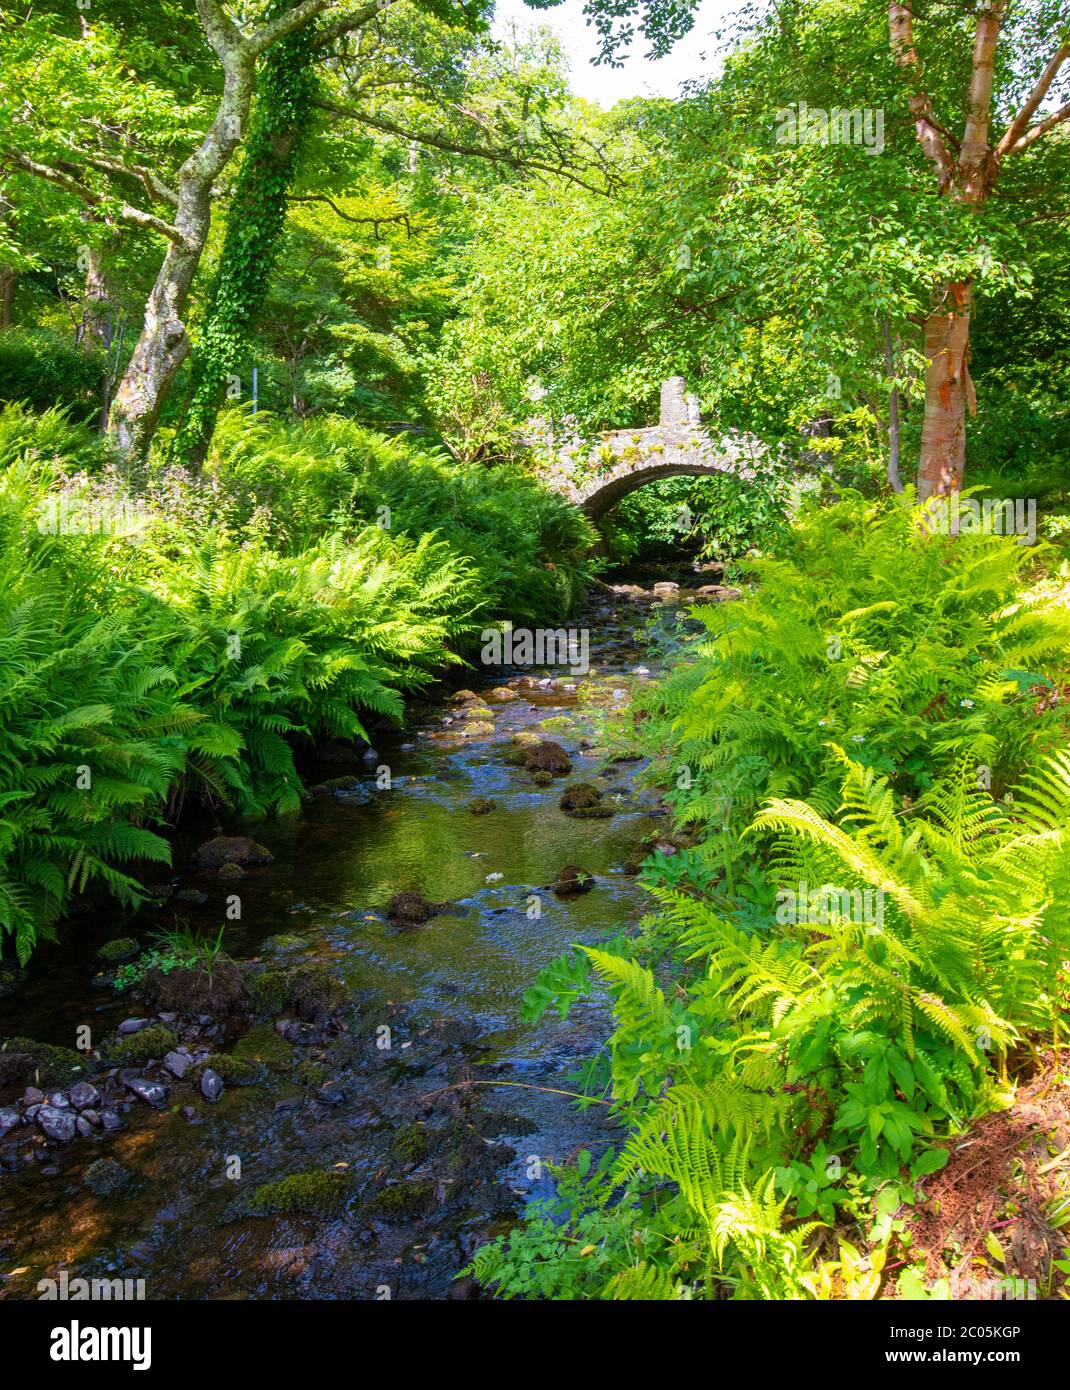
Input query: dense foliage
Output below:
<box><xmin>0</xmin><ymin>404</ymin><xmax>587</xmax><ymax>961</ymax></box>
<box><xmin>0</xmin><ymin>0</ymin><xmax>1068</xmax><ymax>1306</ymax></box>
<box><xmin>468</xmin><ymin>499</ymin><xmax>1070</xmax><ymax>1299</ymax></box>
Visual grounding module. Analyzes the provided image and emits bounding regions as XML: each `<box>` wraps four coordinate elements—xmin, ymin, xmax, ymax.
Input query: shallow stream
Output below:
<box><xmin>0</xmin><ymin>570</ymin><xmax>724</xmax><ymax>1300</ymax></box>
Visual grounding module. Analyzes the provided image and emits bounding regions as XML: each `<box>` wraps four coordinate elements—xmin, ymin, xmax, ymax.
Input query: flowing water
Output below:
<box><xmin>0</xmin><ymin>571</ymin><xmax>722</xmax><ymax>1300</ymax></box>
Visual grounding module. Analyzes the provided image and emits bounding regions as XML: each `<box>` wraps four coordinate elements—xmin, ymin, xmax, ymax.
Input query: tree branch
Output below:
<box><xmin>314</xmin><ymin>1</ymin><xmax>391</xmax><ymax>50</ymax></box>
<box><xmin>1002</xmin><ymin>100</ymin><xmax>1070</xmax><ymax>156</ymax></box>
<box><xmin>1</xmin><ymin>148</ymin><xmax>185</xmax><ymax>243</ymax></box>
<box><xmin>246</xmin><ymin>0</ymin><xmax>335</xmax><ymax>57</ymax></box>
<box><xmin>194</xmin><ymin>0</ymin><xmax>243</xmax><ymax>60</ymax></box>
<box><xmin>996</xmin><ymin>41</ymin><xmax>1070</xmax><ymax>159</ymax></box>
<box><xmin>888</xmin><ymin>1</ymin><xmax>956</xmax><ymax>189</ymax></box>
<box><xmin>288</xmin><ymin>193</ymin><xmax>412</xmax><ymax>236</ymax></box>
<box><xmin>58</xmin><ymin>141</ymin><xmax>179</xmax><ymax>206</ymax></box>
<box><xmin>315</xmin><ymin>100</ymin><xmax>617</xmax><ymax>195</ymax></box>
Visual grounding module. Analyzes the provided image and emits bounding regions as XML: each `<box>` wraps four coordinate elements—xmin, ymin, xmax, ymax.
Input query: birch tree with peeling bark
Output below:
<box><xmin>889</xmin><ymin>1</ymin><xmax>1070</xmax><ymax>498</ymax></box>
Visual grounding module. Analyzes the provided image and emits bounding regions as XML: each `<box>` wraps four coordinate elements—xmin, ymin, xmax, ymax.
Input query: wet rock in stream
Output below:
<box><xmin>551</xmin><ymin>864</ymin><xmax>596</xmax><ymax>898</ymax></box>
<box><xmin>137</xmin><ymin>958</ymin><xmax>252</xmax><ymax>1018</ymax></box>
<box><xmin>559</xmin><ymin>781</ymin><xmax>614</xmax><ymax>818</ymax></box>
<box><xmin>194</xmin><ymin>835</ymin><xmax>274</xmax><ymax>871</ymax></box>
<box><xmin>386</xmin><ymin>891</ymin><xmax>435</xmax><ymax>925</ymax></box>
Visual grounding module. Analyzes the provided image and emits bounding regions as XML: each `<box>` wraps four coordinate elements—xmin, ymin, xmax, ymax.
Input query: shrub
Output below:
<box><xmin>0</xmin><ymin>330</ymin><xmax>105</xmax><ymax>423</ymax></box>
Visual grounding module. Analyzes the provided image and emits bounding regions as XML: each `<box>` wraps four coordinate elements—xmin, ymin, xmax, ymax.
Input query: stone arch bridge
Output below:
<box><xmin>537</xmin><ymin>377</ymin><xmax>765</xmax><ymax>519</ymax></box>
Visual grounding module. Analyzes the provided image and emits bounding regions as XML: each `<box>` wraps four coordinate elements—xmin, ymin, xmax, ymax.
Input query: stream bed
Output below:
<box><xmin>0</xmin><ymin>570</ymin><xmax>725</xmax><ymax>1300</ymax></box>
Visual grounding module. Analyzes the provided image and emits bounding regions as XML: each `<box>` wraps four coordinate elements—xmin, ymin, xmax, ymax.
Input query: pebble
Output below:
<box><xmin>76</xmin><ymin>1117</ymin><xmax>94</xmax><ymax>1138</ymax></box>
<box><xmin>200</xmin><ymin>1069</ymin><xmax>223</xmax><ymax>1103</ymax></box>
<box><xmin>164</xmin><ymin>1051</ymin><xmax>191</xmax><ymax>1079</ymax></box>
<box><xmin>48</xmin><ymin>1092</ymin><xmax>70</xmax><ymax>1109</ymax></box>
<box><xmin>36</xmin><ymin>1105</ymin><xmax>77</xmax><ymax>1143</ymax></box>
<box><xmin>23</xmin><ymin>1087</ymin><xmax>45</xmax><ymax>1107</ymax></box>
<box><xmin>0</xmin><ymin>1106</ymin><xmax>20</xmax><ymax>1138</ymax></box>
<box><xmin>69</xmin><ymin>1081</ymin><xmax>101</xmax><ymax>1110</ymax></box>
<box><xmin>118</xmin><ymin>1018</ymin><xmax>151</xmax><ymax>1034</ymax></box>
<box><xmin>124</xmin><ymin>1077</ymin><xmax>168</xmax><ymax>1107</ymax></box>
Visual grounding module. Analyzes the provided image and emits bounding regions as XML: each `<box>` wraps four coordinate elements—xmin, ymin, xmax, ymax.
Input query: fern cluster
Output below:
<box><xmin>633</xmin><ymin>491</ymin><xmax>1070</xmax><ymax>858</ymax></box>
<box><xmin>0</xmin><ymin>402</ymin><xmax>586</xmax><ymax>959</ymax></box>
<box><xmin>470</xmin><ymin>496</ymin><xmax>1070</xmax><ymax>1301</ymax></box>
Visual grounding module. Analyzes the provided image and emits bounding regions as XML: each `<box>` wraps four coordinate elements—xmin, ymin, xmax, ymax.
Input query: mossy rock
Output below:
<box><xmin>559</xmin><ymin>782</ymin><xmax>613</xmax><ymax>818</ymax></box>
<box><xmin>386</xmin><ymin>891</ymin><xmax>433</xmax><ymax>925</ymax></box>
<box><xmin>194</xmin><ymin>835</ymin><xmax>273</xmax><ymax>870</ymax></box>
<box><xmin>248</xmin><ymin>963</ymin><xmax>346</xmax><ymax>1021</ymax></box>
<box><xmin>538</xmin><ymin>716</ymin><xmax>574</xmax><ymax>733</ymax></box>
<box><xmin>260</xmin><ymin>933</ymin><xmax>305</xmax><ymax>956</ymax></box>
<box><xmin>99</xmin><ymin>1025</ymin><xmax>177</xmax><ymax>1065</ymax></box>
<box><xmin>525</xmin><ymin>740</ymin><xmax>572</xmax><ymax>775</ymax></box>
<box><xmin>467</xmin><ymin>797</ymin><xmax>497</xmax><ymax>816</ymax></box>
<box><xmin>532</xmin><ymin>770</ymin><xmax>554</xmax><ymax>787</ymax></box>
<box><xmin>286</xmin><ymin>964</ymin><xmax>347</xmax><ymax>1021</ymax></box>
<box><xmin>392</xmin><ymin>1123</ymin><xmax>431</xmax><ymax>1165</ymax></box>
<box><xmin>367</xmin><ymin>1180</ymin><xmax>435</xmax><ymax>1221</ymax></box>
<box><xmin>136</xmin><ymin>957</ymin><xmax>251</xmax><ymax>1017</ymax></box>
<box><xmin>294</xmin><ymin>1060</ymin><xmax>332</xmax><ymax>1088</ymax></box>
<box><xmin>501</xmin><ymin>731</ymin><xmax>541</xmax><ymax>765</ymax></box>
<box><xmin>249</xmin><ymin>967</ymin><xmax>290</xmax><ymax>1016</ymax></box>
<box><xmin>248</xmin><ymin>1169</ymin><xmax>350</xmax><ymax>1216</ymax></box>
<box><xmin>0</xmin><ymin>1036</ymin><xmax>89</xmax><ymax>1089</ymax></box>
<box><xmin>96</xmin><ymin>937</ymin><xmax>139</xmax><ymax>964</ymax></box>
<box><xmin>552</xmin><ymin>864</ymin><xmax>595</xmax><ymax>898</ymax></box>
<box><xmin>459</xmin><ymin>721</ymin><xmax>495</xmax><ymax>738</ymax></box>
<box><xmin>192</xmin><ymin>1053</ymin><xmax>263</xmax><ymax>1087</ymax></box>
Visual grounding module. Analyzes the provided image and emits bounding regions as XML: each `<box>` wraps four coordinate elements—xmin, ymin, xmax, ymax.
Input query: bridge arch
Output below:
<box><xmin>538</xmin><ymin>378</ymin><xmax>765</xmax><ymax>520</ymax></box>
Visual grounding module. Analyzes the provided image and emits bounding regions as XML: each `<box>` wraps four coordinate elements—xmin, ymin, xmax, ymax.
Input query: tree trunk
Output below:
<box><xmin>889</xmin><ymin>1</ymin><xmax>1003</xmax><ymax>499</ymax></box>
<box><xmin>0</xmin><ymin>266</ymin><xmax>14</xmax><ymax>328</ymax></box>
<box><xmin>108</xmin><ymin>232</ymin><xmax>202</xmax><ymax>457</ymax></box>
<box><xmin>881</xmin><ymin>318</ymin><xmax>902</xmax><ymax>492</ymax></box>
<box><xmin>107</xmin><ymin>0</ymin><xmax>330</xmax><ymax>460</ymax></box>
<box><xmin>77</xmin><ymin>245</ymin><xmax>113</xmax><ymax>350</ymax></box>
<box><xmin>170</xmin><ymin>71</ymin><xmax>312</xmax><ymax>471</ymax></box>
<box><xmin>917</xmin><ymin>282</ymin><xmax>973</xmax><ymax>501</ymax></box>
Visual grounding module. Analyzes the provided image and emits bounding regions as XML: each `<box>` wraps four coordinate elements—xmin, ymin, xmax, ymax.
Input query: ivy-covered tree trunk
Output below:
<box><xmin>107</xmin><ymin>0</ymin><xmax>330</xmax><ymax>460</ymax></box>
<box><xmin>170</xmin><ymin>12</ymin><xmax>318</xmax><ymax>470</ymax></box>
